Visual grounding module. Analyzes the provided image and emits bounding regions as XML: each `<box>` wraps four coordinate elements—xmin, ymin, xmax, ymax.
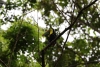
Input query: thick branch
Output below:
<box><xmin>41</xmin><ymin>0</ymin><xmax>97</xmax><ymax>52</ymax></box>
<box><xmin>41</xmin><ymin>51</ymin><xmax>45</xmax><ymax>67</ymax></box>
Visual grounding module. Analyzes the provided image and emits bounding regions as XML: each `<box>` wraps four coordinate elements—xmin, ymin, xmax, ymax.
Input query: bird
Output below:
<box><xmin>42</xmin><ymin>27</ymin><xmax>56</xmax><ymax>45</ymax></box>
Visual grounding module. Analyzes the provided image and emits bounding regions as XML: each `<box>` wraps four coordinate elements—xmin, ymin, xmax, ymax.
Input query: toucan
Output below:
<box><xmin>43</xmin><ymin>27</ymin><xmax>56</xmax><ymax>44</ymax></box>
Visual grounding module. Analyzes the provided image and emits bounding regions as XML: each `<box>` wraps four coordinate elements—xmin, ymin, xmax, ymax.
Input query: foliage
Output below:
<box><xmin>0</xmin><ymin>21</ymin><xmax>43</xmax><ymax>67</ymax></box>
<box><xmin>3</xmin><ymin>21</ymin><xmax>39</xmax><ymax>53</ymax></box>
<box><xmin>0</xmin><ymin>0</ymin><xmax>100</xmax><ymax>67</ymax></box>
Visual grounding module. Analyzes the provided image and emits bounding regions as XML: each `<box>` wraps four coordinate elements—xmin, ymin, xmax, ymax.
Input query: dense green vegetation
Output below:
<box><xmin>0</xmin><ymin>0</ymin><xmax>100</xmax><ymax>67</ymax></box>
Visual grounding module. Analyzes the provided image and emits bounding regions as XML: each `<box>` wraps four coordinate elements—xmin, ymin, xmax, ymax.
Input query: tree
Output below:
<box><xmin>0</xmin><ymin>0</ymin><xmax>100</xmax><ymax>67</ymax></box>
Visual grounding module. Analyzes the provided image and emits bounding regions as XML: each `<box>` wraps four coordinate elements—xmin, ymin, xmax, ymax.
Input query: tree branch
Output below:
<box><xmin>40</xmin><ymin>1</ymin><xmax>98</xmax><ymax>67</ymax></box>
<box><xmin>0</xmin><ymin>59</ymin><xmax>8</xmax><ymax>67</ymax></box>
<box><xmin>69</xmin><ymin>60</ymin><xmax>99</xmax><ymax>67</ymax></box>
<box><xmin>41</xmin><ymin>0</ymin><xmax>97</xmax><ymax>52</ymax></box>
<box><xmin>54</xmin><ymin>28</ymin><xmax>71</xmax><ymax>67</ymax></box>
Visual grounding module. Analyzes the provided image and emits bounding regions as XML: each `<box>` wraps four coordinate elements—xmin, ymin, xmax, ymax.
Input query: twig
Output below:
<box><xmin>54</xmin><ymin>28</ymin><xmax>71</xmax><ymax>67</ymax></box>
<box><xmin>69</xmin><ymin>60</ymin><xmax>99</xmax><ymax>67</ymax></box>
<box><xmin>8</xmin><ymin>18</ymin><xmax>24</xmax><ymax>67</ymax></box>
<box><xmin>56</xmin><ymin>5</ymin><xmax>70</xmax><ymax>25</ymax></box>
<box><xmin>36</xmin><ymin>10</ymin><xmax>40</xmax><ymax>52</ymax></box>
<box><xmin>0</xmin><ymin>59</ymin><xmax>8</xmax><ymax>67</ymax></box>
